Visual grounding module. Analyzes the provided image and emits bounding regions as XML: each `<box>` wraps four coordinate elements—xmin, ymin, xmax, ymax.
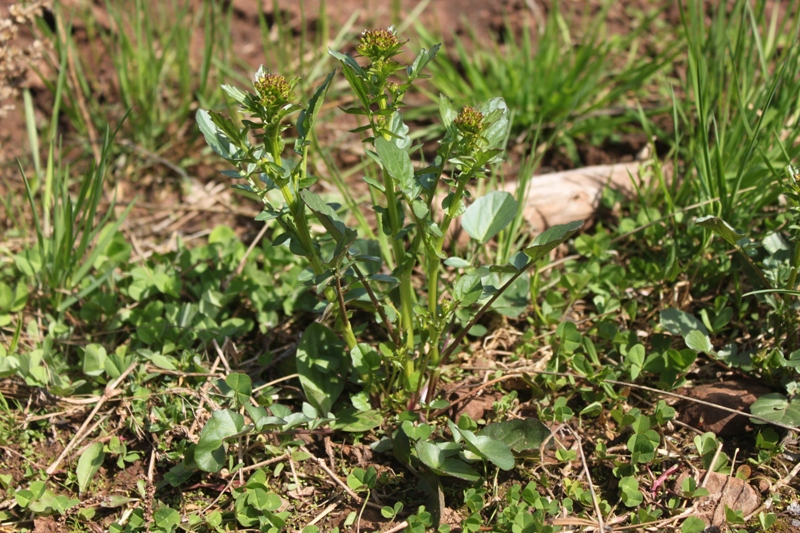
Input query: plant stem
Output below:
<box><xmin>426</xmin><ymin>176</ymin><xmax>470</xmax><ymax>369</ymax></box>
<box><xmin>371</xmin><ymin>96</ymin><xmax>416</xmax><ymax>365</ymax></box>
<box><xmin>264</xmin><ymin>129</ymin><xmax>357</xmax><ymax>349</ymax></box>
<box><xmin>788</xmin><ymin>238</ymin><xmax>800</xmax><ymax>291</ymax></box>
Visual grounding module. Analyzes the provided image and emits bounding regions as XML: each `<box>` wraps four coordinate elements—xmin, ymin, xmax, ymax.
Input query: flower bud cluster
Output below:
<box><xmin>254</xmin><ymin>72</ymin><xmax>298</xmax><ymax>123</ymax></box>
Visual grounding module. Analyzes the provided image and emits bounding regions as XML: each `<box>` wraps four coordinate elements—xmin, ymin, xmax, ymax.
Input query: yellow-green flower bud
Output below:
<box><xmin>254</xmin><ymin>72</ymin><xmax>296</xmax><ymax>109</ymax></box>
<box><xmin>454</xmin><ymin>106</ymin><xmax>485</xmax><ymax>136</ymax></box>
<box><xmin>356</xmin><ymin>28</ymin><xmax>401</xmax><ymax>60</ymax></box>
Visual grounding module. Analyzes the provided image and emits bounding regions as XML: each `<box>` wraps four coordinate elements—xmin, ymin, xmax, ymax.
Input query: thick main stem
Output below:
<box><xmin>383</xmin><ymin>170</ymin><xmax>416</xmax><ymax>360</ymax></box>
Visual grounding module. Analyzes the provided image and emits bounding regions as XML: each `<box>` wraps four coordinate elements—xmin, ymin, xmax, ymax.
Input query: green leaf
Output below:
<box><xmin>408</xmin><ymin>45</ymin><xmax>440</xmax><ymax>79</ymax></box>
<box><xmin>478</xmin><ymin>98</ymin><xmax>510</xmax><ymax>150</ymax></box>
<box><xmin>77</xmin><ymin>442</ymin><xmax>105</xmax><ymax>494</ymax></box>
<box><xmin>681</xmin><ymin>516</ymin><xmax>707</xmax><ymax>533</ymax></box>
<box><xmin>375</xmin><ymin>137</ymin><xmax>415</xmax><ymax>194</ymax></box>
<box><xmin>225</xmin><ymin>373</ymin><xmax>252</xmax><ymax>405</ymax></box>
<box><xmin>415</xmin><ymin>441</ymin><xmax>480</xmax><ymax>482</ymax></box>
<box><xmin>627</xmin><ymin>430</ymin><xmax>660</xmax><ymax>463</ymax></box>
<box><xmin>479</xmin><ymin>419</ymin><xmax>550</xmax><ymax>454</ymax></box>
<box><xmin>196</xmin><ymin>409</ymin><xmax>245</xmax><ymax>472</ymax></box>
<box><xmin>750</xmin><ymin>393</ymin><xmax>800</xmax><ymax>427</ymax></box>
<box><xmin>296</xmin><ymin>71</ymin><xmax>335</xmax><ymax>152</ymax></box>
<box><xmin>685</xmin><ymin>329</ymin><xmax>713</xmax><ymax>354</ymax></box>
<box><xmin>453</xmin><ymin>274</ymin><xmax>482</xmax><ymax>307</ymax></box>
<box><xmin>724</xmin><ymin>505</ymin><xmax>746</xmax><ymax>525</ymax></box>
<box><xmin>449</xmin><ymin>422</ymin><xmax>514</xmax><ymax>470</ymax></box>
<box><xmin>300</xmin><ymin>189</ymin><xmax>355</xmax><ymax>245</ymax></box>
<box><xmin>523</xmin><ymin>220</ymin><xmax>584</xmax><ymax>262</ymax></box>
<box><xmin>626</xmin><ymin>344</ymin><xmax>645</xmax><ymax>381</ymax></box>
<box><xmin>220</xmin><ymin>84</ymin><xmax>248</xmax><ymax>104</ymax></box>
<box><xmin>82</xmin><ymin>344</ymin><xmax>106</xmax><ymax>377</ymax></box>
<box><xmin>197</xmin><ymin>109</ymin><xmax>236</xmax><ymax>159</ymax></box>
<box><xmin>439</xmin><ymin>94</ymin><xmax>457</xmax><ymax>130</ymax></box>
<box><xmin>695</xmin><ymin>215</ymin><xmax>747</xmax><ymax>247</ymax></box>
<box><xmin>461</xmin><ymin>191</ymin><xmax>518</xmax><ymax>244</ymax></box>
<box><xmin>618</xmin><ymin>476</ymin><xmax>643</xmax><ymax>507</ymax></box>
<box><xmin>153</xmin><ymin>506</ymin><xmax>181</xmax><ymax>533</ymax></box>
<box><xmin>332</xmin><ymin>407</ymin><xmax>383</xmax><ymax>432</ymax></box>
<box><xmin>296</xmin><ymin>323</ymin><xmax>347</xmax><ymax>414</ymax></box>
<box><xmin>660</xmin><ymin>308</ymin><xmax>709</xmax><ymax>336</ymax></box>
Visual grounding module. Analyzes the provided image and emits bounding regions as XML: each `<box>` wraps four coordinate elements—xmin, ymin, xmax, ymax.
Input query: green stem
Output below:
<box><xmin>788</xmin><ymin>238</ymin><xmax>800</xmax><ymax>291</ymax></box>
<box><xmin>370</xmin><ymin>94</ymin><xmax>415</xmax><ymax>365</ymax></box>
<box><xmin>264</xmin><ymin>128</ymin><xmax>357</xmax><ymax>349</ymax></box>
<box><xmin>425</xmin><ymin>176</ymin><xmax>470</xmax><ymax>368</ymax></box>
<box><xmin>384</xmin><ymin>169</ymin><xmax>416</xmax><ymax>356</ymax></box>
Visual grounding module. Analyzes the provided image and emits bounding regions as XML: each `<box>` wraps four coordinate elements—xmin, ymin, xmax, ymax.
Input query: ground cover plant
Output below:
<box><xmin>1</xmin><ymin>1</ymin><xmax>800</xmax><ymax>532</ymax></box>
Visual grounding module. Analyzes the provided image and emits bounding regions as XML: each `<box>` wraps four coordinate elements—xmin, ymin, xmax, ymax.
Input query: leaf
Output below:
<box><xmin>439</xmin><ymin>94</ymin><xmax>458</xmax><ymax>131</ymax></box>
<box><xmin>695</xmin><ymin>215</ymin><xmax>747</xmax><ymax>247</ymax></box>
<box><xmin>449</xmin><ymin>423</ymin><xmax>514</xmax><ymax>470</ymax></box>
<box><xmin>197</xmin><ymin>109</ymin><xmax>236</xmax><ymax>159</ymax></box>
<box><xmin>627</xmin><ymin>430</ymin><xmax>660</xmax><ymax>463</ymax></box>
<box><xmin>626</xmin><ymin>344</ymin><xmax>645</xmax><ymax>381</ymax></box>
<box><xmin>523</xmin><ymin>220</ymin><xmax>584</xmax><ymax>262</ymax></box>
<box><xmin>618</xmin><ymin>476</ymin><xmax>643</xmax><ymax>507</ymax></box>
<box><xmin>750</xmin><ymin>393</ymin><xmax>800</xmax><ymax>427</ymax></box>
<box><xmin>225</xmin><ymin>373</ymin><xmax>252</xmax><ymax>405</ymax></box>
<box><xmin>300</xmin><ymin>189</ymin><xmax>354</xmax><ymax>244</ymax></box>
<box><xmin>82</xmin><ymin>344</ymin><xmax>106</xmax><ymax>377</ymax></box>
<box><xmin>681</xmin><ymin>516</ymin><xmax>706</xmax><ymax>533</ymax></box>
<box><xmin>296</xmin><ymin>323</ymin><xmax>347</xmax><ymax>414</ymax></box>
<box><xmin>414</xmin><ymin>441</ymin><xmax>480</xmax><ymax>482</ymax></box>
<box><xmin>375</xmin><ymin>137</ymin><xmax>415</xmax><ymax>194</ymax></box>
<box><xmin>660</xmin><ymin>308</ymin><xmax>713</xmax><ymax>354</ymax></box>
<box><xmin>196</xmin><ymin>409</ymin><xmax>245</xmax><ymax>472</ymax></box>
<box><xmin>408</xmin><ymin>45</ymin><xmax>440</xmax><ymax>79</ymax></box>
<box><xmin>685</xmin><ymin>329</ymin><xmax>713</xmax><ymax>354</ymax></box>
<box><xmin>296</xmin><ymin>71</ymin><xmax>335</xmax><ymax>153</ymax></box>
<box><xmin>660</xmin><ymin>308</ymin><xmax>709</xmax><ymax>336</ymax></box>
<box><xmin>221</xmin><ymin>84</ymin><xmax>248</xmax><ymax>104</ymax></box>
<box><xmin>479</xmin><ymin>418</ymin><xmax>551</xmax><ymax>454</ymax></box>
<box><xmin>478</xmin><ymin>97</ymin><xmax>510</xmax><ymax>150</ymax></box>
<box><xmin>76</xmin><ymin>442</ymin><xmax>105</xmax><ymax>494</ymax></box>
<box><xmin>453</xmin><ymin>274</ymin><xmax>482</xmax><ymax>307</ymax></box>
<box><xmin>332</xmin><ymin>407</ymin><xmax>383</xmax><ymax>432</ymax></box>
<box><xmin>461</xmin><ymin>191</ymin><xmax>518</xmax><ymax>244</ymax></box>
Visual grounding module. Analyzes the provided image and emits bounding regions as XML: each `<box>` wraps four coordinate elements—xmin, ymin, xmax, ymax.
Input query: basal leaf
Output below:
<box><xmin>296</xmin><ymin>323</ymin><xmax>347</xmax><ymax>414</ymax></box>
<box><xmin>196</xmin><ymin>409</ymin><xmax>245</xmax><ymax>472</ymax></box>
<box><xmin>450</xmin><ymin>423</ymin><xmax>514</xmax><ymax>471</ymax></box>
<box><xmin>76</xmin><ymin>442</ymin><xmax>105</xmax><ymax>494</ymax></box>
<box><xmin>480</xmin><ymin>418</ymin><xmax>551</xmax><ymax>454</ymax></box>
<box><xmin>750</xmin><ymin>393</ymin><xmax>800</xmax><ymax>427</ymax></box>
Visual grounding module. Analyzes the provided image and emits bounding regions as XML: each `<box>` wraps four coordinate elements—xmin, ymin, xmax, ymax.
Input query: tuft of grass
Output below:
<box><xmin>673</xmin><ymin>0</ymin><xmax>800</xmax><ymax>227</ymax></box>
<box><xmin>415</xmin><ymin>3</ymin><xmax>676</xmax><ymax>159</ymax></box>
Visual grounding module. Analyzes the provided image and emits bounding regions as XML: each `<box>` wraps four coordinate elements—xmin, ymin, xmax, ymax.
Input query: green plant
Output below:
<box><xmin>197</xmin><ymin>27</ymin><xmax>583</xmax><ymax>414</ymax></box>
<box><xmin>416</xmin><ymin>4</ymin><xmax>673</xmax><ymax>154</ymax></box>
